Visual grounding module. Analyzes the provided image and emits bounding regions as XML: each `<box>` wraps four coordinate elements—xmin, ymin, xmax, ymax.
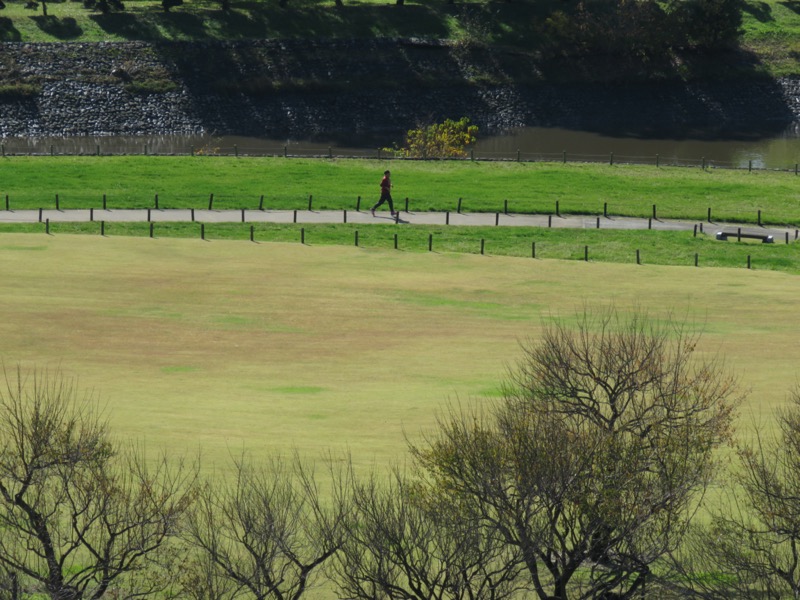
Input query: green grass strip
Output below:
<box><xmin>1</xmin><ymin>157</ymin><xmax>799</xmax><ymax>225</ymax></box>
<box><xmin>9</xmin><ymin>221</ymin><xmax>799</xmax><ymax>274</ymax></box>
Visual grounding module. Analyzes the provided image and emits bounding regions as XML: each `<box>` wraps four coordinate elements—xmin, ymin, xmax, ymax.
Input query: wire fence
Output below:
<box><xmin>1</xmin><ymin>140</ymin><xmax>798</xmax><ymax>174</ymax></box>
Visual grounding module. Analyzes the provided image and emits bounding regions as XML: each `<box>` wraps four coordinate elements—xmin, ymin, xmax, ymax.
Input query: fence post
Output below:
<box><xmin>457</xmin><ymin>198</ymin><xmax>462</xmax><ymax>213</ymax></box>
<box><xmin>480</xmin><ymin>239</ymin><xmax>485</xmax><ymax>255</ymax></box>
<box><xmin>636</xmin><ymin>249</ymin><xmax>640</xmax><ymax>265</ymax></box>
<box><xmin>150</xmin><ymin>222</ymin><xmax>155</xmax><ymax>238</ymax></box>
<box><xmin>556</xmin><ymin>200</ymin><xmax>560</xmax><ymax>217</ymax></box>
<box><xmin>4</xmin><ymin>195</ymin><xmax>8</xmax><ymax>211</ymax></box>
<box><xmin>394</xmin><ymin>233</ymin><xmax>398</xmax><ymax>250</ymax></box>
<box><xmin>405</xmin><ymin>198</ymin><xmax>409</xmax><ymax>212</ymax></box>
<box><xmin>596</xmin><ymin>217</ymin><xmax>600</xmax><ymax>229</ymax></box>
<box><xmin>46</xmin><ymin>218</ymin><xmax>50</xmax><ymax>235</ymax></box>
<box><xmin>96</xmin><ymin>144</ymin><xmax>100</xmax><ymax>156</ymax></box>
<box><xmin>293</xmin><ymin>210</ymin><xmax>297</xmax><ymax>223</ymax></box>
<box><xmin>749</xmin><ymin>160</ymin><xmax>752</xmax><ymax>173</ymax></box>
<box><xmin>446</xmin><ymin>211</ymin><xmax>450</xmax><ymax>225</ymax></box>
<box><xmin>652</xmin><ymin>204</ymin><xmax>657</xmax><ymax>220</ymax></box>
<box><xmin>747</xmin><ymin>255</ymin><xmax>751</xmax><ymax>269</ymax></box>
<box><xmin>201</xmin><ymin>224</ymin><xmax>205</xmax><ymax>240</ymax></box>
<box><xmin>695</xmin><ymin>253</ymin><xmax>698</xmax><ymax>267</ymax></box>
<box><xmin>103</xmin><ymin>194</ymin><xmax>107</xmax><ymax>210</ymax></box>
<box><xmin>610</xmin><ymin>152</ymin><xmax>614</xmax><ymax>166</ymax></box>
<box><xmin>648</xmin><ymin>218</ymin><xmax>652</xmax><ymax>230</ymax></box>
<box><xmin>155</xmin><ymin>194</ymin><xmax>159</xmax><ymax>210</ymax></box>
<box><xmin>302</xmin><ymin>228</ymin><xmax>306</xmax><ymax>244</ymax></box>
<box><xmin>55</xmin><ymin>194</ymin><xmax>59</xmax><ymax>211</ymax></box>
<box><xmin>532</xmin><ymin>241</ymin><xmax>536</xmax><ymax>258</ymax></box>
<box><xmin>208</xmin><ymin>194</ymin><xmax>214</xmax><ymax>210</ymax></box>
<box><xmin>584</xmin><ymin>246</ymin><xmax>588</xmax><ymax>262</ymax></box>
<box><xmin>259</xmin><ymin>195</ymin><xmax>264</xmax><ymax>210</ymax></box>
<box><xmin>343</xmin><ymin>209</ymin><xmax>347</xmax><ymax>224</ymax></box>
<box><xmin>603</xmin><ymin>202</ymin><xmax>607</xmax><ymax>218</ymax></box>
<box><xmin>495</xmin><ymin>212</ymin><xmax>499</xmax><ymax>226</ymax></box>
<box><xmin>308</xmin><ymin>195</ymin><xmax>313</xmax><ymax>211</ymax></box>
<box><xmin>737</xmin><ymin>227</ymin><xmax>742</xmax><ymax>242</ymax></box>
<box><xmin>504</xmin><ymin>199</ymin><xmax>508</xmax><ymax>214</ymax></box>
<box><xmin>517</xmin><ymin>149</ymin><xmax>521</xmax><ymax>162</ymax></box>
<box><xmin>250</xmin><ymin>225</ymin><xmax>254</xmax><ymax>242</ymax></box>
<box><xmin>147</xmin><ymin>208</ymin><xmax>151</xmax><ymax>222</ymax></box>
<box><xmin>101</xmin><ymin>221</ymin><xmax>105</xmax><ymax>236</ymax></box>
<box><xmin>693</xmin><ymin>224</ymin><xmax>697</xmax><ymax>237</ymax></box>
<box><xmin>356</xmin><ymin>196</ymin><xmax>361</xmax><ymax>211</ymax></box>
<box><xmin>428</xmin><ymin>233</ymin><xmax>433</xmax><ymax>252</ymax></box>
<box><xmin>548</xmin><ymin>215</ymin><xmax>552</xmax><ymax>228</ymax></box>
<box><xmin>707</xmin><ymin>207</ymin><xmax>712</xmax><ymax>223</ymax></box>
<box><xmin>241</xmin><ymin>209</ymin><xmax>246</xmax><ymax>223</ymax></box>
<box><xmin>191</xmin><ymin>208</ymin><xmax>195</xmax><ymax>222</ymax></box>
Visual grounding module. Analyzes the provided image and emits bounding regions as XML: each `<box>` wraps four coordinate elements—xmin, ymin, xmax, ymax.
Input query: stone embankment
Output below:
<box><xmin>1</xmin><ymin>39</ymin><xmax>799</xmax><ymax>139</ymax></box>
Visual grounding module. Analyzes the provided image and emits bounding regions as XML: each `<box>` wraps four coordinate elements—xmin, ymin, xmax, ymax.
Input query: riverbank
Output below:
<box><xmin>1</xmin><ymin>40</ymin><xmax>799</xmax><ymax>141</ymax></box>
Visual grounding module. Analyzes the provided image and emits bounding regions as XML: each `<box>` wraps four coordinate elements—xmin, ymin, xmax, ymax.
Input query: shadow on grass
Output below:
<box><xmin>0</xmin><ymin>16</ymin><xmax>22</xmax><ymax>40</ymax></box>
<box><xmin>779</xmin><ymin>0</ymin><xmax>800</xmax><ymax>14</ymax></box>
<box><xmin>31</xmin><ymin>15</ymin><xmax>82</xmax><ymax>38</ymax></box>
<box><xmin>743</xmin><ymin>0</ymin><xmax>774</xmax><ymax>21</ymax></box>
<box><xmin>91</xmin><ymin>11</ymin><xmax>163</xmax><ymax>39</ymax></box>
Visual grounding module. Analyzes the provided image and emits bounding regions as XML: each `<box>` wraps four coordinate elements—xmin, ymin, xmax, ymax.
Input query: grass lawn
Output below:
<box><xmin>1</xmin><ymin>233</ymin><xmax>797</xmax><ymax>474</ymax></box>
<box><xmin>2</xmin><ymin>156</ymin><xmax>799</xmax><ymax>224</ymax></box>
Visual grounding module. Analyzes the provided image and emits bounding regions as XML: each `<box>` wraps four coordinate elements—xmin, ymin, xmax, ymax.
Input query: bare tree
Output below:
<box><xmin>675</xmin><ymin>387</ymin><xmax>800</xmax><ymax>599</ymax></box>
<box><xmin>331</xmin><ymin>465</ymin><xmax>526</xmax><ymax>600</ymax></box>
<box><xmin>0</xmin><ymin>366</ymin><xmax>197</xmax><ymax>600</ymax></box>
<box><xmin>181</xmin><ymin>451</ymin><xmax>349</xmax><ymax>600</ymax></box>
<box><xmin>412</xmin><ymin>306</ymin><xmax>742</xmax><ymax>600</ymax></box>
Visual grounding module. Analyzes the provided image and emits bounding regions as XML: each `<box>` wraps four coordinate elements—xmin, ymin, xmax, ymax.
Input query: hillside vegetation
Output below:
<box><xmin>0</xmin><ymin>0</ymin><xmax>798</xmax><ymax>81</ymax></box>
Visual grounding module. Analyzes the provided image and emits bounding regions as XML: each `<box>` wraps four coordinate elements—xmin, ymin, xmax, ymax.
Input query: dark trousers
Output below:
<box><xmin>372</xmin><ymin>192</ymin><xmax>394</xmax><ymax>213</ymax></box>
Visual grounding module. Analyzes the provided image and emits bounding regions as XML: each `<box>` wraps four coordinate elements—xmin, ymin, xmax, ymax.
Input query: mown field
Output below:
<box><xmin>1</xmin><ymin>232</ymin><xmax>798</xmax><ymax>474</ymax></box>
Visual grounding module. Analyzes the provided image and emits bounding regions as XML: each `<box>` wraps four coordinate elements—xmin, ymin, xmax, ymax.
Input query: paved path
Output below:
<box><xmin>0</xmin><ymin>209</ymin><xmax>796</xmax><ymax>241</ymax></box>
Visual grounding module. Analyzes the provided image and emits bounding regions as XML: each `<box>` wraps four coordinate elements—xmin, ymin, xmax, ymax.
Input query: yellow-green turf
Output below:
<box><xmin>0</xmin><ymin>232</ymin><xmax>796</xmax><ymax>474</ymax></box>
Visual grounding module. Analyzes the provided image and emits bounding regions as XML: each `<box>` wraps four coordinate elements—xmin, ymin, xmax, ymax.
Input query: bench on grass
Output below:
<box><xmin>715</xmin><ymin>230</ymin><xmax>774</xmax><ymax>243</ymax></box>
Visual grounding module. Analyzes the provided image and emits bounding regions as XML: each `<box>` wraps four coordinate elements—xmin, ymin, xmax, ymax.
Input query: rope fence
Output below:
<box><xmin>0</xmin><ymin>141</ymin><xmax>797</xmax><ymax>174</ymax></box>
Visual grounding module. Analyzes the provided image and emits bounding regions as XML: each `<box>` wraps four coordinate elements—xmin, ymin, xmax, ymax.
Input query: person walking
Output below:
<box><xmin>371</xmin><ymin>170</ymin><xmax>396</xmax><ymax>217</ymax></box>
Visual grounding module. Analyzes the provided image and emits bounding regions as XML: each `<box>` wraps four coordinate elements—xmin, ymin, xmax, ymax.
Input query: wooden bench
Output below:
<box><xmin>715</xmin><ymin>230</ymin><xmax>774</xmax><ymax>243</ymax></box>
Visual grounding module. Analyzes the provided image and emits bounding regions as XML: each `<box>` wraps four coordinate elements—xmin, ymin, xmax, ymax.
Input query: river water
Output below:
<box><xmin>4</xmin><ymin>126</ymin><xmax>800</xmax><ymax>170</ymax></box>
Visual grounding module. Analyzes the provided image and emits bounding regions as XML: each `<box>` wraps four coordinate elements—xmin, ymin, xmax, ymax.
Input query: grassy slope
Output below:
<box><xmin>3</xmin><ymin>156</ymin><xmax>800</xmax><ymax>272</ymax></box>
<box><xmin>2</xmin><ymin>156</ymin><xmax>799</xmax><ymax>222</ymax></box>
<box><xmin>0</xmin><ymin>0</ymin><xmax>798</xmax><ymax>78</ymax></box>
